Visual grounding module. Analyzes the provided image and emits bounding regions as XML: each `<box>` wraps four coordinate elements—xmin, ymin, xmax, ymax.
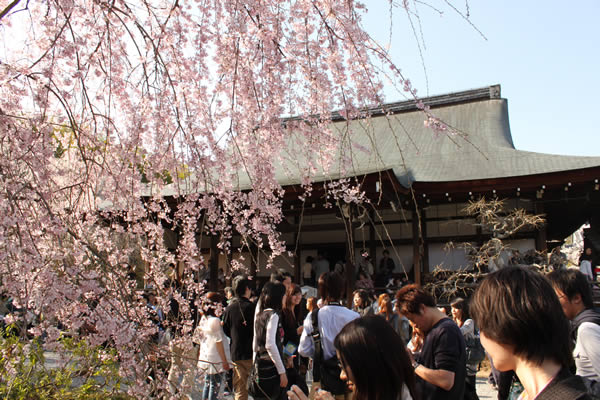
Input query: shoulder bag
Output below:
<box><xmin>311</xmin><ymin>306</ymin><xmax>347</xmax><ymax>395</ymax></box>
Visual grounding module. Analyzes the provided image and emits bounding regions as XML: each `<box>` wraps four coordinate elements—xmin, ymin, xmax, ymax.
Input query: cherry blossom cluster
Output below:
<box><xmin>0</xmin><ymin>0</ymin><xmax>453</xmax><ymax>395</ymax></box>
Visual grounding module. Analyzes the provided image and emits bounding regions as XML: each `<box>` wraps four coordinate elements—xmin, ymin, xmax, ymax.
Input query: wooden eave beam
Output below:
<box><xmin>411</xmin><ymin>167</ymin><xmax>600</xmax><ymax>205</ymax></box>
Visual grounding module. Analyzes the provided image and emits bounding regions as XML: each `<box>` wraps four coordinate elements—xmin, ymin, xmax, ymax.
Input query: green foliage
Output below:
<box><xmin>0</xmin><ymin>327</ymin><xmax>132</xmax><ymax>399</ymax></box>
<box><xmin>132</xmin><ymin>146</ymin><xmax>189</xmax><ymax>185</ymax></box>
<box><xmin>156</xmin><ymin>169</ymin><xmax>173</xmax><ymax>185</ymax></box>
<box><xmin>50</xmin><ymin>125</ymin><xmax>76</xmax><ymax>159</ymax></box>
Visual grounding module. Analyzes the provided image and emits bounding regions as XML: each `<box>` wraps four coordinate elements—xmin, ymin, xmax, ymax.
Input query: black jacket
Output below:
<box><xmin>222</xmin><ymin>297</ymin><xmax>255</xmax><ymax>361</ymax></box>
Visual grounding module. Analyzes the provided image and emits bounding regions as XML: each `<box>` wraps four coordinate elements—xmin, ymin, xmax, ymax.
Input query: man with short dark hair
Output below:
<box><xmin>547</xmin><ymin>269</ymin><xmax>600</xmax><ymax>385</ymax></box>
<box><xmin>396</xmin><ymin>284</ymin><xmax>466</xmax><ymax>400</ymax></box>
<box><xmin>379</xmin><ymin>249</ymin><xmax>395</xmax><ymax>274</ymax></box>
<box><xmin>223</xmin><ymin>275</ymin><xmax>255</xmax><ymax>400</ymax></box>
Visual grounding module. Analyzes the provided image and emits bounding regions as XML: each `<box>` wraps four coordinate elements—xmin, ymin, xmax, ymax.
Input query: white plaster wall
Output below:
<box><xmin>428</xmin><ymin>243</ymin><xmax>472</xmax><ymax>271</ymax></box>
<box><xmin>505</xmin><ymin>238</ymin><xmax>536</xmax><ymax>253</ymax></box>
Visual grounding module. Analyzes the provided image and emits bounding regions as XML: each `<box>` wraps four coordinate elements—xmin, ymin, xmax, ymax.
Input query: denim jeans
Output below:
<box><xmin>202</xmin><ymin>373</ymin><xmax>222</xmax><ymax>400</ymax></box>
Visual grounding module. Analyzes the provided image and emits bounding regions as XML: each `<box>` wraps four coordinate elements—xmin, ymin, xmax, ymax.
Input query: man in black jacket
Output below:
<box><xmin>223</xmin><ymin>275</ymin><xmax>255</xmax><ymax>400</ymax></box>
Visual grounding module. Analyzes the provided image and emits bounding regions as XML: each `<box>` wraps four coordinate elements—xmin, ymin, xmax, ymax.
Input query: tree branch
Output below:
<box><xmin>0</xmin><ymin>0</ymin><xmax>22</xmax><ymax>22</ymax></box>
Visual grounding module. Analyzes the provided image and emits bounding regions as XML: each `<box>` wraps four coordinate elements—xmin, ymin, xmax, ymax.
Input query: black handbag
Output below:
<box><xmin>248</xmin><ymin>356</ymin><xmax>284</xmax><ymax>399</ymax></box>
<box><xmin>311</xmin><ymin>306</ymin><xmax>347</xmax><ymax>395</ymax></box>
<box><xmin>320</xmin><ymin>355</ymin><xmax>346</xmax><ymax>395</ymax></box>
<box><xmin>247</xmin><ymin>358</ymin><xmax>261</xmax><ymax>398</ymax></box>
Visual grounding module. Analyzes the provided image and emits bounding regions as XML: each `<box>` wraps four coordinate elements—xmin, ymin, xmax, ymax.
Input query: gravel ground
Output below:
<box><xmin>476</xmin><ymin>376</ymin><xmax>497</xmax><ymax>400</ymax></box>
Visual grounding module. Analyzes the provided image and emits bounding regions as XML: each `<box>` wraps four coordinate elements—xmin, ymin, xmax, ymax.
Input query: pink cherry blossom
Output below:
<box><xmin>0</xmin><ymin>0</ymin><xmax>460</xmax><ymax>395</ymax></box>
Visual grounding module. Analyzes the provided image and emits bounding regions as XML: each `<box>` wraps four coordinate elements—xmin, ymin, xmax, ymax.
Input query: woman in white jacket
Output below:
<box><xmin>196</xmin><ymin>292</ymin><xmax>231</xmax><ymax>400</ymax></box>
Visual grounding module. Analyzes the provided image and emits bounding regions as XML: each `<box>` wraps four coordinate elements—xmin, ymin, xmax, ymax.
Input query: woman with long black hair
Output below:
<box><xmin>282</xmin><ymin>283</ymin><xmax>309</xmax><ymax>394</ymax></box>
<box><xmin>251</xmin><ymin>281</ymin><xmax>288</xmax><ymax>400</ymax></box>
<box><xmin>289</xmin><ymin>315</ymin><xmax>417</xmax><ymax>400</ymax></box>
<box><xmin>351</xmin><ymin>289</ymin><xmax>373</xmax><ymax>317</ymax></box>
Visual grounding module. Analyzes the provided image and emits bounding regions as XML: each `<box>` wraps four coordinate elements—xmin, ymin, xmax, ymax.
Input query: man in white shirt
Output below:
<box><xmin>313</xmin><ymin>252</ymin><xmax>330</xmax><ymax>282</ymax></box>
<box><xmin>548</xmin><ymin>269</ymin><xmax>600</xmax><ymax>392</ymax></box>
<box><xmin>299</xmin><ymin>271</ymin><xmax>358</xmax><ymax>399</ymax></box>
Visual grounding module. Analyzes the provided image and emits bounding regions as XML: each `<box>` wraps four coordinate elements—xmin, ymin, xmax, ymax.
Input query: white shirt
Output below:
<box><xmin>298</xmin><ymin>304</ymin><xmax>359</xmax><ymax>360</ymax></box>
<box><xmin>303</xmin><ymin>262</ymin><xmax>312</xmax><ymax>279</ymax></box>
<box><xmin>196</xmin><ymin>315</ymin><xmax>232</xmax><ymax>374</ymax></box>
<box><xmin>252</xmin><ymin>309</ymin><xmax>286</xmax><ymax>374</ymax></box>
<box><xmin>574</xmin><ymin>321</ymin><xmax>600</xmax><ymax>380</ymax></box>
<box><xmin>580</xmin><ymin>260</ymin><xmax>594</xmax><ymax>281</ymax></box>
<box><xmin>459</xmin><ymin>318</ymin><xmax>475</xmax><ymax>340</ymax></box>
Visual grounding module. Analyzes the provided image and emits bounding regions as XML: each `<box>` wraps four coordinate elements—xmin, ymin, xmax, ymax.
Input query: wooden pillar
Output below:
<box><xmin>535</xmin><ymin>202</ymin><xmax>548</xmax><ymax>251</ymax></box>
<box><xmin>209</xmin><ymin>235</ymin><xmax>219</xmax><ymax>291</ymax></box>
<box><xmin>412</xmin><ymin>209</ymin><xmax>422</xmax><ymax>286</ymax></box>
<box><xmin>422</xmin><ymin>209</ymin><xmax>429</xmax><ymax>275</ymax></box>
<box><xmin>294</xmin><ymin>216</ymin><xmax>302</xmax><ymax>284</ymax></box>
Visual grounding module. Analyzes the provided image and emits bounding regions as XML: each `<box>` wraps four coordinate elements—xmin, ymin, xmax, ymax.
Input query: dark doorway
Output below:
<box><xmin>319</xmin><ymin>245</ymin><xmax>347</xmax><ymax>272</ymax></box>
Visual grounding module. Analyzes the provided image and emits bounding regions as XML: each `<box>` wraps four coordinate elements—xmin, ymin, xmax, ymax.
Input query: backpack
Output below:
<box><xmin>465</xmin><ymin>334</ymin><xmax>485</xmax><ymax>371</ymax></box>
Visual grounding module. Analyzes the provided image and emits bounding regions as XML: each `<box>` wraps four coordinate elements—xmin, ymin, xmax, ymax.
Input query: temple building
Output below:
<box><xmin>162</xmin><ymin>85</ymin><xmax>600</xmax><ymax>286</ymax></box>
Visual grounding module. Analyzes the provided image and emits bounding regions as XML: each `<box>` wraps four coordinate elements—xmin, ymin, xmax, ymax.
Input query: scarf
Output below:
<box><xmin>571</xmin><ymin>308</ymin><xmax>600</xmax><ymax>342</ymax></box>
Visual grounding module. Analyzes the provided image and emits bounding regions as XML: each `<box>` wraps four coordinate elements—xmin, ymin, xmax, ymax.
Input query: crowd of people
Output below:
<box><xmin>3</xmin><ymin>245</ymin><xmax>599</xmax><ymax>400</ymax></box>
<box><xmin>154</xmin><ymin>256</ymin><xmax>600</xmax><ymax>400</ymax></box>
<box><xmin>2</xmin><ymin>248</ymin><xmax>599</xmax><ymax>400</ymax></box>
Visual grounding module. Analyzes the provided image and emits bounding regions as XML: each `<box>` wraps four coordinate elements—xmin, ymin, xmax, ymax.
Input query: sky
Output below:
<box><xmin>361</xmin><ymin>0</ymin><xmax>600</xmax><ymax>157</ymax></box>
